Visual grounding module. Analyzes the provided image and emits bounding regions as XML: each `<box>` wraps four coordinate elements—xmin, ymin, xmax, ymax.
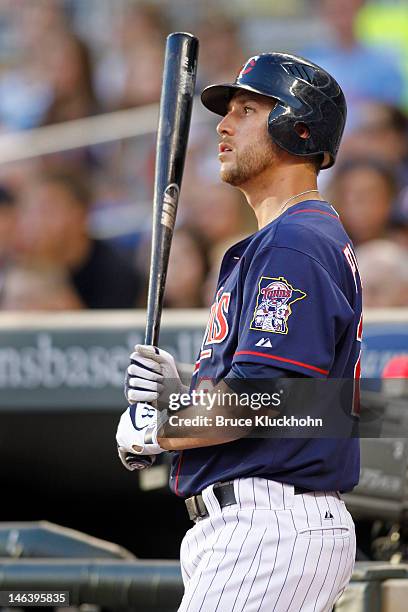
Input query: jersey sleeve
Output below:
<box><xmin>233</xmin><ymin>246</ymin><xmax>354</xmax><ymax>377</ymax></box>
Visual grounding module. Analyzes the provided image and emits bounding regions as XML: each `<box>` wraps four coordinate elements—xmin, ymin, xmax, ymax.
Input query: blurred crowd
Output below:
<box><xmin>0</xmin><ymin>0</ymin><xmax>407</xmax><ymax>311</ymax></box>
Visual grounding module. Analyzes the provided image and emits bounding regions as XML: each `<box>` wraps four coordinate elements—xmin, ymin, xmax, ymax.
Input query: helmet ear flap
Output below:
<box><xmin>268</xmin><ymin>106</ymin><xmax>313</xmax><ymax>156</ymax></box>
<box><xmin>268</xmin><ymin>104</ymin><xmax>333</xmax><ymax>168</ymax></box>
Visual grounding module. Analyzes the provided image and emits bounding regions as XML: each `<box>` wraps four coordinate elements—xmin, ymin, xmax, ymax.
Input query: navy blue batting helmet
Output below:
<box><xmin>201</xmin><ymin>52</ymin><xmax>347</xmax><ymax>169</ymax></box>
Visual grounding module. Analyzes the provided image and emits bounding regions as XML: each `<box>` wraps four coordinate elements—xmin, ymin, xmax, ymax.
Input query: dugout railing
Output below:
<box><xmin>0</xmin><ymin>558</ymin><xmax>407</xmax><ymax>611</ymax></box>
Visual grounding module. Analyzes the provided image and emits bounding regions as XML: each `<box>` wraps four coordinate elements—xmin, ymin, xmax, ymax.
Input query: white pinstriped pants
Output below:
<box><xmin>178</xmin><ymin>477</ymin><xmax>356</xmax><ymax>612</ymax></box>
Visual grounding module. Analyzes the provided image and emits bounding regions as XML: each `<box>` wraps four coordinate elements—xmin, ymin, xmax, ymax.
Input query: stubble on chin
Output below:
<box><xmin>220</xmin><ymin>139</ymin><xmax>276</xmax><ymax>186</ymax></box>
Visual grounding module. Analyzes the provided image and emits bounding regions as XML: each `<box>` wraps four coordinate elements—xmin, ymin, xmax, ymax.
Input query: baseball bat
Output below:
<box><xmin>125</xmin><ymin>33</ymin><xmax>198</xmax><ymax>471</ymax></box>
<box><xmin>145</xmin><ymin>31</ymin><xmax>199</xmax><ymax>345</ymax></box>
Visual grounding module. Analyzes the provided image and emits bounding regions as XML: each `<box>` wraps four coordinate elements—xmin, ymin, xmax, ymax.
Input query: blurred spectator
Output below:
<box><xmin>33</xmin><ymin>28</ymin><xmax>101</xmax><ymax>174</ymax></box>
<box><xmin>95</xmin><ymin>2</ymin><xmax>167</xmax><ymax>110</ymax></box>
<box><xmin>119</xmin><ymin>1</ymin><xmax>167</xmax><ymax>48</ymax></box>
<box><xmin>196</xmin><ymin>13</ymin><xmax>246</xmax><ymax>88</ymax></box>
<box><xmin>341</xmin><ymin>103</ymin><xmax>408</xmax><ymax>189</ymax></box>
<box><xmin>91</xmin><ymin>2</ymin><xmax>167</xmax><ymax>209</ymax></box>
<box><xmin>390</xmin><ymin>187</ymin><xmax>408</xmax><ymax>249</ymax></box>
<box><xmin>0</xmin><ymin>1</ymin><xmax>68</xmax><ymax>131</ymax></box>
<box><xmin>0</xmin><ymin>67</ymin><xmax>50</xmax><ymax>132</ymax></box>
<box><xmin>117</xmin><ymin>39</ymin><xmax>164</xmax><ymax>110</ymax></box>
<box><xmin>19</xmin><ymin>0</ymin><xmax>68</xmax><ymax>49</ymax></box>
<box><xmin>181</xmin><ymin>182</ymin><xmax>256</xmax><ymax>250</ymax></box>
<box><xmin>304</xmin><ymin>0</ymin><xmax>404</xmax><ymax>127</ymax></box>
<box><xmin>0</xmin><ymin>160</ymin><xmax>41</xmax><ymax>208</ymax></box>
<box><xmin>329</xmin><ymin>158</ymin><xmax>396</xmax><ymax>246</ymax></box>
<box><xmin>357</xmin><ymin>240</ymin><xmax>408</xmax><ymax>307</ymax></box>
<box><xmin>202</xmin><ymin>237</ymin><xmax>238</xmax><ymax>308</ymax></box>
<box><xmin>164</xmin><ymin>228</ymin><xmax>210</xmax><ymax>308</ymax></box>
<box><xmin>1</xmin><ymin>265</ymin><xmax>83</xmax><ymax>311</ymax></box>
<box><xmin>41</xmin><ymin>29</ymin><xmax>98</xmax><ymax>125</ymax></box>
<box><xmin>15</xmin><ymin>170</ymin><xmax>144</xmax><ymax>308</ymax></box>
<box><xmin>0</xmin><ymin>185</ymin><xmax>16</xmax><ymax>264</ymax></box>
<box><xmin>0</xmin><ymin>185</ymin><xmax>17</xmax><ymax>300</ymax></box>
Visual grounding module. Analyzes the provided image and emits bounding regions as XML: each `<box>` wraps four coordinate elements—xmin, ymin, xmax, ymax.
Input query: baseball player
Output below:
<box><xmin>117</xmin><ymin>53</ymin><xmax>362</xmax><ymax>611</ymax></box>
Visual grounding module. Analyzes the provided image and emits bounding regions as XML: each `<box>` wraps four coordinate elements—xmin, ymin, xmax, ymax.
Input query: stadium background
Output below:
<box><xmin>0</xmin><ymin>0</ymin><xmax>407</xmax><ymax>610</ymax></box>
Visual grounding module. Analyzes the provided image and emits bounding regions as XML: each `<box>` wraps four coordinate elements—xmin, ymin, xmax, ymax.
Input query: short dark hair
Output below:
<box><xmin>305</xmin><ymin>154</ymin><xmax>323</xmax><ymax>175</ymax></box>
<box><xmin>36</xmin><ymin>170</ymin><xmax>92</xmax><ymax>209</ymax></box>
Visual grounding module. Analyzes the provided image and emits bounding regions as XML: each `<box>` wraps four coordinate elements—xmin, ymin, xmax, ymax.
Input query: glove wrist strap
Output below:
<box><xmin>133</xmin><ymin>425</ymin><xmax>164</xmax><ymax>455</ymax></box>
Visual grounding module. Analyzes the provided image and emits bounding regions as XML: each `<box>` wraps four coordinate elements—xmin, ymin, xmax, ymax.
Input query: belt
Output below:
<box><xmin>185</xmin><ymin>481</ymin><xmax>312</xmax><ymax>523</ymax></box>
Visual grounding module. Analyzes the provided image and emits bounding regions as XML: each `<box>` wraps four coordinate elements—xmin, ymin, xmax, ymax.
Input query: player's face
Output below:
<box><xmin>216</xmin><ymin>92</ymin><xmax>278</xmax><ymax>186</ymax></box>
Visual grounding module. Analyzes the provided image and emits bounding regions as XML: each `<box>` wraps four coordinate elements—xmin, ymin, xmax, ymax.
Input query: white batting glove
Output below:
<box><xmin>125</xmin><ymin>345</ymin><xmax>189</xmax><ymax>406</ymax></box>
<box><xmin>116</xmin><ymin>402</ymin><xmax>165</xmax><ymax>456</ymax></box>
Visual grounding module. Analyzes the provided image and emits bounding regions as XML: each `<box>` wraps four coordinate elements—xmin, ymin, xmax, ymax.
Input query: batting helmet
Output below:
<box><xmin>201</xmin><ymin>52</ymin><xmax>347</xmax><ymax>169</ymax></box>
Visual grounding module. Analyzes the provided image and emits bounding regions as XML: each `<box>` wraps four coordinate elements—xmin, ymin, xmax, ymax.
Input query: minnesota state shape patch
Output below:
<box><xmin>250</xmin><ymin>276</ymin><xmax>306</xmax><ymax>335</ymax></box>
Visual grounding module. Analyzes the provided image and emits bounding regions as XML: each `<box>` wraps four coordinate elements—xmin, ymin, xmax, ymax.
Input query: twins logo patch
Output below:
<box><xmin>250</xmin><ymin>276</ymin><xmax>306</xmax><ymax>335</ymax></box>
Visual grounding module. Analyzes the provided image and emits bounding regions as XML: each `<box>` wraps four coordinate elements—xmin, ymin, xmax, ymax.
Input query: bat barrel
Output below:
<box><xmin>145</xmin><ymin>32</ymin><xmax>199</xmax><ymax>346</ymax></box>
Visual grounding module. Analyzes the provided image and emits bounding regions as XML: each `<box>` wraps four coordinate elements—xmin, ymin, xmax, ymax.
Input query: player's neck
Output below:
<box><xmin>239</xmin><ymin>164</ymin><xmax>323</xmax><ymax>229</ymax></box>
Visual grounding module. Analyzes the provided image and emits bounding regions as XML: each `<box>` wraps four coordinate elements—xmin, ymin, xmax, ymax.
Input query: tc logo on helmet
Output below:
<box><xmin>238</xmin><ymin>56</ymin><xmax>260</xmax><ymax>79</ymax></box>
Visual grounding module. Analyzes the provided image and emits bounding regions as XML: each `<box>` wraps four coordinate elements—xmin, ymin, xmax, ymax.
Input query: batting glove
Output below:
<box><xmin>125</xmin><ymin>345</ymin><xmax>189</xmax><ymax>406</ymax></box>
<box><xmin>116</xmin><ymin>402</ymin><xmax>165</xmax><ymax>472</ymax></box>
<box><xmin>116</xmin><ymin>403</ymin><xmax>164</xmax><ymax>455</ymax></box>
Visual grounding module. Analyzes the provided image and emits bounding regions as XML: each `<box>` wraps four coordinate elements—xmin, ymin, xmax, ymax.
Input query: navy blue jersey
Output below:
<box><xmin>170</xmin><ymin>200</ymin><xmax>362</xmax><ymax>497</ymax></box>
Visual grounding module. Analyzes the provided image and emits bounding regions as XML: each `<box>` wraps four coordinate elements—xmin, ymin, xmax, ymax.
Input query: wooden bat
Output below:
<box><xmin>125</xmin><ymin>32</ymin><xmax>199</xmax><ymax>471</ymax></box>
<box><xmin>145</xmin><ymin>31</ymin><xmax>199</xmax><ymax>345</ymax></box>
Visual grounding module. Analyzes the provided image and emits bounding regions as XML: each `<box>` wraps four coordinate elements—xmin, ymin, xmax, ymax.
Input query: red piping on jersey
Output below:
<box><xmin>174</xmin><ymin>451</ymin><xmax>184</xmax><ymax>496</ymax></box>
<box><xmin>288</xmin><ymin>209</ymin><xmax>339</xmax><ymax>219</ymax></box>
<box><xmin>234</xmin><ymin>350</ymin><xmax>329</xmax><ymax>375</ymax></box>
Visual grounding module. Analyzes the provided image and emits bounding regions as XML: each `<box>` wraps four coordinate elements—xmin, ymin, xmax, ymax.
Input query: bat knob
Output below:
<box><xmin>125</xmin><ymin>454</ymin><xmax>156</xmax><ymax>470</ymax></box>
